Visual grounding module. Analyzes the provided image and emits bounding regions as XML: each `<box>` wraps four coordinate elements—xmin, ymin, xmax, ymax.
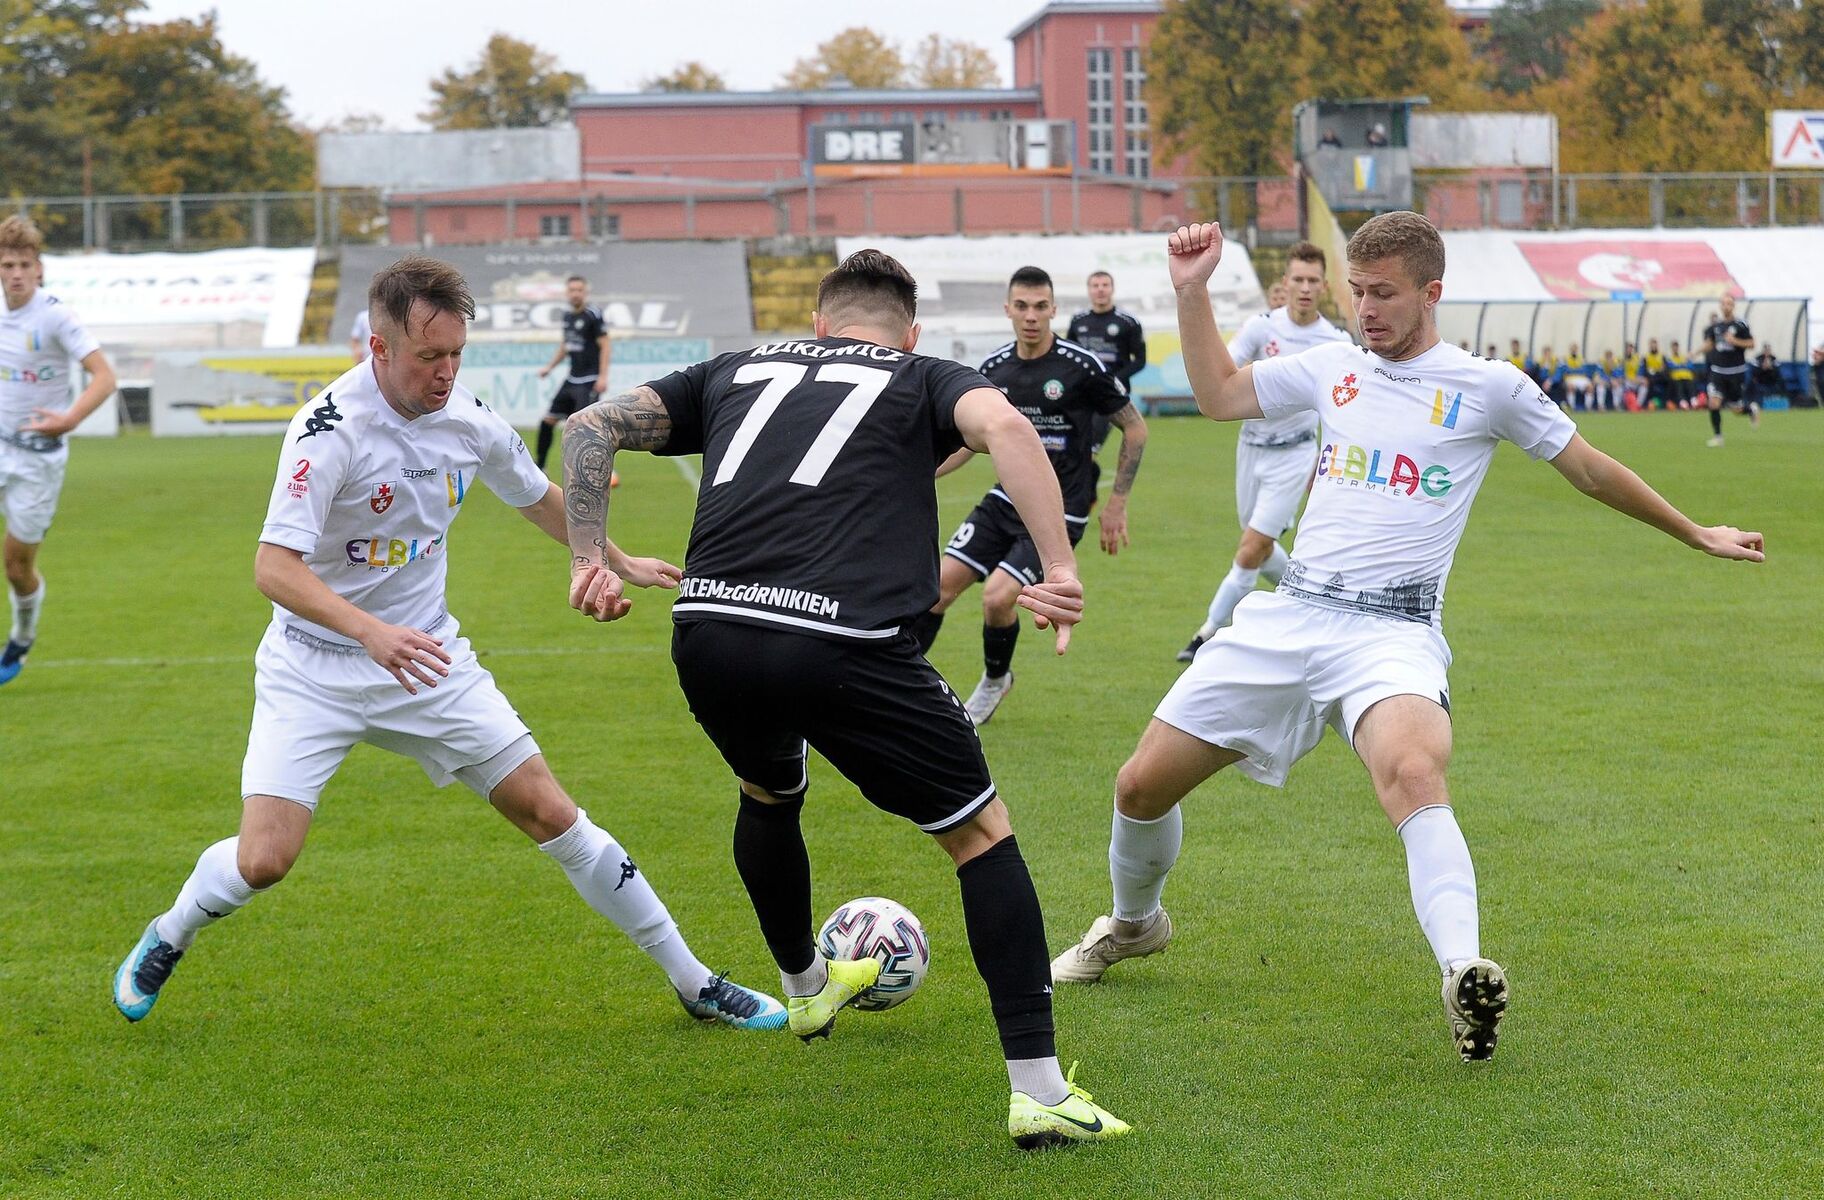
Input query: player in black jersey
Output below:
<box><xmin>535</xmin><ymin>275</ymin><xmax>610</xmax><ymax>469</ymax></box>
<box><xmin>559</xmin><ymin>249</ymin><xmax>1131</xmax><ymax>1150</ymax></box>
<box><xmin>1701</xmin><ymin>294</ymin><xmax>1755</xmax><ymax>446</ymax></box>
<box><xmin>1068</xmin><ymin>271</ymin><xmax>1147</xmax><ymax>498</ymax></box>
<box><xmin>912</xmin><ymin>265</ymin><xmax>1147</xmax><ymax>727</ymax></box>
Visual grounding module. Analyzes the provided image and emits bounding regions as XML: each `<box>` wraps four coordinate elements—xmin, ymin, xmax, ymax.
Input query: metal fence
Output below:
<box><xmin>10</xmin><ymin>171</ymin><xmax>1824</xmax><ymax>251</ymax></box>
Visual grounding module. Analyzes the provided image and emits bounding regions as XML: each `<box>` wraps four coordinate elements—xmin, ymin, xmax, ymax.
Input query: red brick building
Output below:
<box><xmin>387</xmin><ymin>2</ymin><xmax>1205</xmax><ymax>244</ymax></box>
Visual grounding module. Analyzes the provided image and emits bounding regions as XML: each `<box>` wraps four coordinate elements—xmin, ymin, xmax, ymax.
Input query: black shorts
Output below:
<box><xmin>943</xmin><ymin>492</ymin><xmax>1088</xmax><ymax>586</ymax></box>
<box><xmin>546</xmin><ymin>379</ymin><xmax>597</xmax><ymax>418</ymax></box>
<box><xmin>1707</xmin><ymin>374</ymin><xmax>1745</xmax><ymax>405</ymax></box>
<box><xmin>671</xmin><ymin>619</ymin><xmax>997</xmax><ymax>833</ymax></box>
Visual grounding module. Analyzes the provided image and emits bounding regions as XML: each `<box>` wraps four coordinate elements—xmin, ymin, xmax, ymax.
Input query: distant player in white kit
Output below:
<box><xmin>1052</xmin><ymin>215</ymin><xmax>1763</xmax><ymax>1061</ymax></box>
<box><xmin>114</xmin><ymin>256</ymin><xmax>783</xmax><ymax>1031</ymax></box>
<box><xmin>0</xmin><ymin>215</ymin><xmax>118</xmax><ymax>686</ymax></box>
<box><xmin>1178</xmin><ymin>241</ymin><xmax>1349</xmax><ymax>662</ymax></box>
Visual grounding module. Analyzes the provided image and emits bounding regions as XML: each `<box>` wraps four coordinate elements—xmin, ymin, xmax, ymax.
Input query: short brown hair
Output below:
<box><xmin>368</xmin><ymin>255</ymin><xmax>475</xmax><ymax>336</ymax></box>
<box><xmin>1346</xmin><ymin>211</ymin><xmax>1445</xmax><ymax>287</ymax></box>
<box><xmin>816</xmin><ymin>248</ymin><xmax>918</xmax><ymax>330</ymax></box>
<box><xmin>0</xmin><ymin>215</ymin><xmax>45</xmax><ymax>258</ymax></box>
<box><xmin>1286</xmin><ymin>240</ymin><xmax>1327</xmax><ymax>273</ymax></box>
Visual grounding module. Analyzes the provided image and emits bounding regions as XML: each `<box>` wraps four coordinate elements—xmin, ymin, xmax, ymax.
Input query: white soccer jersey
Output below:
<box><xmin>1230</xmin><ymin>307</ymin><xmax>1350</xmax><ymax>447</ymax></box>
<box><xmin>258</xmin><ymin>360</ymin><xmax>550</xmax><ymax>645</ymax></box>
<box><xmin>0</xmin><ymin>292</ymin><xmax>101</xmax><ymax>448</ymax></box>
<box><xmin>1252</xmin><ymin>340</ymin><xmax>1576</xmax><ymax>627</ymax></box>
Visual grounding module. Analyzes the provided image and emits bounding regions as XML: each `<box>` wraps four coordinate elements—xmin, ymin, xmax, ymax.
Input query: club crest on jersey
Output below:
<box><xmin>370</xmin><ymin>482</ymin><xmax>396</xmax><ymax>514</ymax></box>
<box><xmin>1332</xmin><ymin>372</ymin><xmax>1360</xmax><ymax>406</ymax></box>
<box><xmin>1043</xmin><ymin>378</ymin><xmax>1064</xmax><ymax>401</ymax></box>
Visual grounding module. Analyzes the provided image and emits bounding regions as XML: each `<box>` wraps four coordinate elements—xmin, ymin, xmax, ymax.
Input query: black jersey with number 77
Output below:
<box><xmin>645</xmin><ymin>337</ymin><xmax>994</xmax><ymax>641</ymax></box>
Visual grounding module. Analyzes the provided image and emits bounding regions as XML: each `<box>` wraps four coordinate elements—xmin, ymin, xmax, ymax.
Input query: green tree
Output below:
<box><xmin>641</xmin><ymin>61</ymin><xmax>727</xmax><ymax>93</ymax></box>
<box><xmin>908</xmin><ymin>35</ymin><xmax>1001</xmax><ymax>89</ymax></box>
<box><xmin>1299</xmin><ymin>0</ymin><xmax>1481</xmax><ymax>107</ymax></box>
<box><xmin>424</xmin><ymin>33</ymin><xmax>586</xmax><ymax>129</ymax></box>
<box><xmin>780</xmin><ymin>27</ymin><xmax>904</xmax><ymax>90</ymax></box>
<box><xmin>1479</xmin><ymin>0</ymin><xmax>1600</xmax><ymax>94</ymax></box>
<box><xmin>1149</xmin><ymin>0</ymin><xmax>1306</xmax><ymax>178</ymax></box>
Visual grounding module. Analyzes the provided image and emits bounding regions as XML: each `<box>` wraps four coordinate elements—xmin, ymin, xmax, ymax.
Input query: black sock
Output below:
<box><xmin>957</xmin><ymin>836</ymin><xmax>1056</xmax><ymax>1061</ymax></box>
<box><xmin>983</xmin><ymin>621</ymin><xmax>1019</xmax><ymax>679</ymax></box>
<box><xmin>732</xmin><ymin>792</ymin><xmax>815</xmax><ymax>974</ymax></box>
<box><xmin>535</xmin><ymin>421</ymin><xmax>556</xmax><ymax>468</ymax></box>
<box><xmin>1710</xmin><ymin>407</ymin><xmax>1723</xmax><ymax>436</ymax></box>
<box><xmin>908</xmin><ymin>609</ymin><xmax>945</xmax><ymax>655</ymax></box>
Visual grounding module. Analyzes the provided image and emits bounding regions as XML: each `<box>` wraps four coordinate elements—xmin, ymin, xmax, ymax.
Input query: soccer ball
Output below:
<box><xmin>817</xmin><ymin>896</ymin><xmax>930</xmax><ymax>1011</ymax></box>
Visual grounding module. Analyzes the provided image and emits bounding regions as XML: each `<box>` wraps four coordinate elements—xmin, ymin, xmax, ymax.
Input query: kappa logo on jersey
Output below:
<box><xmin>1317</xmin><ymin>439</ymin><xmax>1452</xmax><ymax>498</ymax></box>
<box><xmin>1430</xmin><ymin>389</ymin><xmax>1463</xmax><ymax>429</ymax></box>
<box><xmin>370</xmin><ymin>482</ymin><xmax>396</xmax><ymax>514</ymax></box>
<box><xmin>445</xmin><ymin>470</ymin><xmax>466</xmax><ymax>507</ymax></box>
<box><xmin>1331</xmin><ymin>372</ymin><xmax>1360</xmax><ymax>406</ymax></box>
<box><xmin>297</xmin><ymin>395</ymin><xmax>343</xmax><ymax>440</ymax></box>
<box><xmin>345</xmin><ymin>533</ymin><xmax>447</xmax><ymax>568</ymax></box>
<box><xmin>287</xmin><ymin>459</ymin><xmax>311</xmax><ymax>500</ymax></box>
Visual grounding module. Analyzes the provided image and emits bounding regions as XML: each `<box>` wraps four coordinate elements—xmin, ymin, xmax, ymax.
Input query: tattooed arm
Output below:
<box><xmin>1096</xmin><ymin>402</ymin><xmax>1147</xmax><ymax>555</ymax></box>
<box><xmin>562</xmin><ymin>386</ymin><xmax>679</xmax><ymax>620</ymax></box>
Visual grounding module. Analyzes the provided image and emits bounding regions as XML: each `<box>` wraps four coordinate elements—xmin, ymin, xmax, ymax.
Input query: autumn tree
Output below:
<box><xmin>908</xmin><ymin>35</ymin><xmax>1001</xmax><ymax>89</ymax></box>
<box><xmin>425</xmin><ymin>33</ymin><xmax>586</xmax><ymax>129</ymax></box>
<box><xmin>642</xmin><ymin>61</ymin><xmax>727</xmax><ymax>93</ymax></box>
<box><xmin>1149</xmin><ymin>0</ymin><xmax>1305</xmax><ymax>178</ymax></box>
<box><xmin>1298</xmin><ymin>0</ymin><xmax>1482</xmax><ymax>108</ymax></box>
<box><xmin>780</xmin><ymin>27</ymin><xmax>904</xmax><ymax>90</ymax></box>
<box><xmin>1479</xmin><ymin>0</ymin><xmax>1599</xmax><ymax>95</ymax></box>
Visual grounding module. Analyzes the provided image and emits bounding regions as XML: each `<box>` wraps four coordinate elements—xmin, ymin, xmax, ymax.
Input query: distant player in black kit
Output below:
<box><xmin>1702</xmin><ymin>294</ymin><xmax>1755</xmax><ymax>446</ymax></box>
<box><xmin>915</xmin><ymin>266</ymin><xmax>1147</xmax><ymax>727</ymax></box>
<box><xmin>1068</xmin><ymin>270</ymin><xmax>1147</xmax><ymax>494</ymax></box>
<box><xmin>535</xmin><ymin>275</ymin><xmax>610</xmax><ymax>469</ymax></box>
<box><xmin>559</xmin><ymin>249</ymin><xmax>1131</xmax><ymax>1149</ymax></box>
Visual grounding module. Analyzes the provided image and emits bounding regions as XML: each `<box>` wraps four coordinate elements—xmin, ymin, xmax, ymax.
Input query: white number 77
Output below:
<box><xmin>713</xmin><ymin>362</ymin><xmax>893</xmax><ymax>487</ymax></box>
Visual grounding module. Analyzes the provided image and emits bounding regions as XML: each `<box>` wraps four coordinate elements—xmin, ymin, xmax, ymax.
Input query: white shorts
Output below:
<box><xmin>1156</xmin><ymin>591</ymin><xmax>1452</xmax><ymax>787</ymax></box>
<box><xmin>0</xmin><ymin>442</ymin><xmax>68</xmax><ymax>544</ymax></box>
<box><xmin>241</xmin><ymin>617</ymin><xmax>538</xmax><ymax>809</ymax></box>
<box><xmin>1235</xmin><ymin>438</ymin><xmax>1318</xmax><ymax>540</ymax></box>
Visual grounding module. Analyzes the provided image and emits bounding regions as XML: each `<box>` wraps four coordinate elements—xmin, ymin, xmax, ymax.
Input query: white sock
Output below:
<box><xmin>1110</xmin><ymin>804</ymin><xmax>1183</xmax><ymax>922</ymax></box>
<box><xmin>155</xmin><ymin>837</ymin><xmax>258</xmax><ymax>950</ymax></box>
<box><xmin>1259</xmin><ymin>543</ymin><xmax>1289</xmax><ymax>584</ymax></box>
<box><xmin>1199</xmin><ymin>562</ymin><xmax>1259</xmax><ymax>639</ymax></box>
<box><xmin>782</xmin><ymin>956</ymin><xmax>828</xmax><ymax>998</ymax></box>
<box><xmin>1007</xmin><ymin>1055</ymin><xmax>1069</xmax><ymax>1105</ymax></box>
<box><xmin>9</xmin><ymin>578</ymin><xmax>44</xmax><ymax>644</ymax></box>
<box><xmin>1397</xmin><ymin>805</ymin><xmax>1479</xmax><ymax>973</ymax></box>
<box><xmin>540</xmin><ymin>810</ymin><xmax>711</xmax><ymax>995</ymax></box>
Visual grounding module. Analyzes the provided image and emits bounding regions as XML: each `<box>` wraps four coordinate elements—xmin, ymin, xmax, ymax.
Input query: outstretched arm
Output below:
<box><xmin>1548</xmin><ymin>435</ymin><xmax>1763</xmax><ymax>561</ymax></box>
<box><xmin>562</xmin><ymin>386</ymin><xmax>676</xmax><ymax>620</ymax></box>
<box><xmin>1096</xmin><ymin>402</ymin><xmax>1147</xmax><ymax>555</ymax></box>
<box><xmin>1168</xmin><ymin>223</ymin><xmax>1265</xmax><ymax>422</ymax></box>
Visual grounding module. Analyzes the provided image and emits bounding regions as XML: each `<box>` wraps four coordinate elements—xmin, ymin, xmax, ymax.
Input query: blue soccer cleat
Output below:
<box><xmin>0</xmin><ymin>639</ymin><xmax>30</xmax><ymax>686</ymax></box>
<box><xmin>113</xmin><ymin>921</ymin><xmax>184</xmax><ymax>1022</ymax></box>
<box><xmin>678</xmin><ymin>970</ymin><xmax>788</xmax><ymax>1031</ymax></box>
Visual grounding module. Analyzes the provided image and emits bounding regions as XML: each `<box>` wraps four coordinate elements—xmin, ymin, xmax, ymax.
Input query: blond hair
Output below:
<box><xmin>1346</xmin><ymin>211</ymin><xmax>1444</xmax><ymax>287</ymax></box>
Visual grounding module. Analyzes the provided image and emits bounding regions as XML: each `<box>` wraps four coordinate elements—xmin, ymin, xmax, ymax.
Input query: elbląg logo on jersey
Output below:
<box><xmin>1042</xmin><ymin>378</ymin><xmax>1064</xmax><ymax>401</ymax></box>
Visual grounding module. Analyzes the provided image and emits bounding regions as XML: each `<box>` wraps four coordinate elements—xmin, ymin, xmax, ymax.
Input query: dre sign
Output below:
<box><xmin>812</xmin><ymin>123</ymin><xmax>916</xmax><ymax>165</ymax></box>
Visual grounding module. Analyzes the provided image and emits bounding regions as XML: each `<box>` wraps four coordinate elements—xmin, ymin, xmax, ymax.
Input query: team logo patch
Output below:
<box><xmin>1043</xmin><ymin>378</ymin><xmax>1064</xmax><ymax>401</ymax></box>
<box><xmin>370</xmin><ymin>482</ymin><xmax>396</xmax><ymax>514</ymax></box>
<box><xmin>1331</xmin><ymin>372</ymin><xmax>1360</xmax><ymax>406</ymax></box>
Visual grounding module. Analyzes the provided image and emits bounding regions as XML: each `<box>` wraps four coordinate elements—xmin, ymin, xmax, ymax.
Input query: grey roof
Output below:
<box><xmin>1007</xmin><ymin>2</ymin><xmax>1163</xmax><ymax>43</ymax></box>
<box><xmin>573</xmin><ymin>88</ymin><xmax>1041</xmax><ymax>110</ymax></box>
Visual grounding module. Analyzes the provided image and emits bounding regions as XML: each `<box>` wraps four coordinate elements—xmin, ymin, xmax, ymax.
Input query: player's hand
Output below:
<box><xmin>569</xmin><ymin>561</ymin><xmax>634</xmax><ymax>622</ymax></box>
<box><xmin>360</xmin><ymin>622</ymin><xmax>452</xmax><ymax>695</ymax></box>
<box><xmin>20</xmin><ymin>407</ymin><xmax>75</xmax><ymax>437</ymax></box>
<box><xmin>1167</xmin><ymin>223</ymin><xmax>1225</xmax><ymax>291</ymax></box>
<box><xmin>1017</xmin><ymin>571</ymin><xmax>1083</xmax><ymax>655</ymax></box>
<box><xmin>607</xmin><ymin>553</ymin><xmax>682</xmax><ymax>590</ymax></box>
<box><xmin>1097</xmin><ymin>498</ymin><xmax>1130</xmax><ymax>555</ymax></box>
<box><xmin>1693</xmin><ymin>525</ymin><xmax>1764</xmax><ymax>562</ymax></box>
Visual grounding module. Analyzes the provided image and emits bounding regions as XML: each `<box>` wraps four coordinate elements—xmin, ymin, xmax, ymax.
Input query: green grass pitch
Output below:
<box><xmin>2</xmin><ymin>410</ymin><xmax>1816</xmax><ymax>1196</ymax></box>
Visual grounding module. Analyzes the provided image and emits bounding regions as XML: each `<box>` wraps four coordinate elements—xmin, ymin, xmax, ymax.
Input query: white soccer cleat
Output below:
<box><xmin>1443</xmin><ymin>957</ymin><xmax>1510</xmax><ymax>1062</ymax></box>
<box><xmin>964</xmin><ymin>671</ymin><xmax>1014</xmax><ymax>726</ymax></box>
<box><xmin>1050</xmin><ymin>911</ymin><xmax>1173</xmax><ymax>984</ymax></box>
